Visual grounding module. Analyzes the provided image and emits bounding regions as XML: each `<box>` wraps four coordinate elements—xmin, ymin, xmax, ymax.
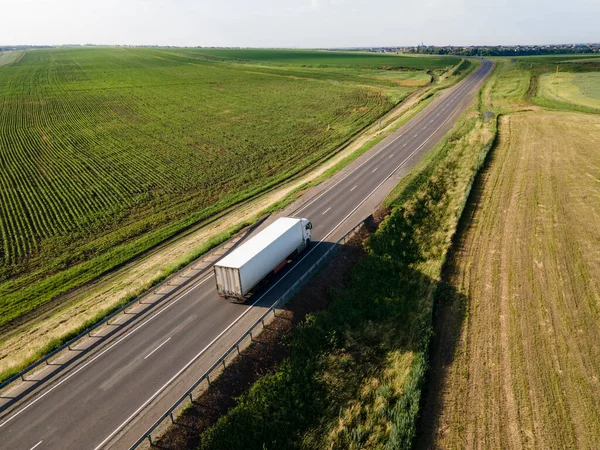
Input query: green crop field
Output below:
<box><xmin>186</xmin><ymin>48</ymin><xmax>459</xmax><ymax>69</ymax></box>
<box><xmin>0</xmin><ymin>47</ymin><xmax>458</xmax><ymax>328</ymax></box>
<box><xmin>517</xmin><ymin>54</ymin><xmax>600</xmax><ymax>64</ymax></box>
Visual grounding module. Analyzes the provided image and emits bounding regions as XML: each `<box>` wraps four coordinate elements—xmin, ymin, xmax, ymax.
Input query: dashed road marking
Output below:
<box><xmin>0</xmin><ymin>273</ymin><xmax>214</xmax><ymax>430</ymax></box>
<box><xmin>144</xmin><ymin>337</ymin><xmax>172</xmax><ymax>360</ymax></box>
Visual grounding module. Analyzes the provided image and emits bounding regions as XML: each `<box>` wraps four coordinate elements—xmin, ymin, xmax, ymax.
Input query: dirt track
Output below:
<box><xmin>420</xmin><ymin>112</ymin><xmax>600</xmax><ymax>449</ymax></box>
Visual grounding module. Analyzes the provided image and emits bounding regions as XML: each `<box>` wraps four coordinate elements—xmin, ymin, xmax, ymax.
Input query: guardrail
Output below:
<box><xmin>0</xmin><ymin>280</ymin><xmax>169</xmax><ymax>393</ymax></box>
<box><xmin>128</xmin><ymin>219</ymin><xmax>365</xmax><ymax>450</ymax></box>
<box><xmin>0</xmin><ymin>221</ymin><xmax>260</xmax><ymax>394</ymax></box>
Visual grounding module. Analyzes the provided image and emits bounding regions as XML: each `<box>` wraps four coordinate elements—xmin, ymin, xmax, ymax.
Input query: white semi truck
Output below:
<box><xmin>214</xmin><ymin>217</ymin><xmax>313</xmax><ymax>301</ymax></box>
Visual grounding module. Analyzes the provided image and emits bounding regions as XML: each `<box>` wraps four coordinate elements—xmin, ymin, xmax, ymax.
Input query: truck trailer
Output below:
<box><xmin>214</xmin><ymin>217</ymin><xmax>312</xmax><ymax>301</ymax></box>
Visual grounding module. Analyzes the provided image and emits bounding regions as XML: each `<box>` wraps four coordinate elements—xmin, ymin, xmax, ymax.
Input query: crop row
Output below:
<box><xmin>0</xmin><ymin>46</ymin><xmax>418</xmax><ymax>320</ymax></box>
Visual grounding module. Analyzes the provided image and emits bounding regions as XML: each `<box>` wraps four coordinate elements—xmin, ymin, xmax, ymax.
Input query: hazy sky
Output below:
<box><xmin>1</xmin><ymin>0</ymin><xmax>598</xmax><ymax>47</ymax></box>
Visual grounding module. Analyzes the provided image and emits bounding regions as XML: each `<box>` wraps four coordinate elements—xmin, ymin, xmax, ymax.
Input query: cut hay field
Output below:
<box><xmin>538</xmin><ymin>72</ymin><xmax>600</xmax><ymax>110</ymax></box>
<box><xmin>0</xmin><ymin>47</ymin><xmax>458</xmax><ymax>330</ymax></box>
<box><xmin>425</xmin><ymin>111</ymin><xmax>600</xmax><ymax>449</ymax></box>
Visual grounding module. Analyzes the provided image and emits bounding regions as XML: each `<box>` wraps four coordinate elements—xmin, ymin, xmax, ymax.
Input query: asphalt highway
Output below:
<box><xmin>0</xmin><ymin>59</ymin><xmax>493</xmax><ymax>450</ymax></box>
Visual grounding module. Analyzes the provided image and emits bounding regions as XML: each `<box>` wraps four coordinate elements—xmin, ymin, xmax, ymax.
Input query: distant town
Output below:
<box><xmin>369</xmin><ymin>43</ymin><xmax>600</xmax><ymax>56</ymax></box>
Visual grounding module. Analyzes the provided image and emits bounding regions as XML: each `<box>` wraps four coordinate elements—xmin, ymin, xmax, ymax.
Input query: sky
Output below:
<box><xmin>1</xmin><ymin>0</ymin><xmax>598</xmax><ymax>48</ymax></box>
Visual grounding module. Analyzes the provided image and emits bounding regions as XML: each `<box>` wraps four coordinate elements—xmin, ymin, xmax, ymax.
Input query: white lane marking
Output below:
<box><xmin>322</xmin><ymin>207</ymin><xmax>331</xmax><ymax>215</ymax></box>
<box><xmin>372</xmin><ymin>167</ymin><xmax>378</xmax><ymax>173</ymax></box>
<box><xmin>292</xmin><ymin>65</ymin><xmax>490</xmax><ymax>217</ymax></box>
<box><xmin>29</xmin><ymin>442</ymin><xmax>43</xmax><ymax>450</ymax></box>
<box><xmin>0</xmin><ymin>273</ymin><xmax>214</xmax><ymax>429</ymax></box>
<box><xmin>388</xmin><ymin>153</ymin><xmax>394</xmax><ymax>159</ymax></box>
<box><xmin>92</xmin><ymin>63</ymin><xmax>493</xmax><ymax>450</ymax></box>
<box><xmin>414</xmin><ymin>134</ymin><xmax>418</xmax><ymax>137</ymax></box>
<box><xmin>430</xmin><ymin>119</ymin><xmax>434</xmax><ymax>123</ymax></box>
<box><xmin>350</xmin><ymin>185</ymin><xmax>357</xmax><ymax>192</ymax></box>
<box><xmin>423</xmin><ymin>126</ymin><xmax>427</xmax><ymax>129</ymax></box>
<box><xmin>144</xmin><ymin>337</ymin><xmax>172</xmax><ymax>360</ymax></box>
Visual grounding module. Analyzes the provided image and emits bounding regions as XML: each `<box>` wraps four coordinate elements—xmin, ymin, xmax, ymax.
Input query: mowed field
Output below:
<box><xmin>538</xmin><ymin>72</ymin><xmax>600</xmax><ymax>110</ymax></box>
<box><xmin>0</xmin><ymin>51</ymin><xmax>23</xmax><ymax>67</ymax></box>
<box><xmin>0</xmin><ymin>47</ymin><xmax>458</xmax><ymax>328</ymax></box>
<box><xmin>425</xmin><ymin>111</ymin><xmax>600</xmax><ymax>449</ymax></box>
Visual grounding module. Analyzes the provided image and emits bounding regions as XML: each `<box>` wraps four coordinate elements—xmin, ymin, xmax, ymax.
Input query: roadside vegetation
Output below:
<box><xmin>194</xmin><ymin>71</ymin><xmax>495</xmax><ymax>449</ymax></box>
<box><xmin>0</xmin><ymin>51</ymin><xmax>468</xmax><ymax>386</ymax></box>
<box><xmin>419</xmin><ymin>55</ymin><xmax>600</xmax><ymax>449</ymax></box>
<box><xmin>0</xmin><ymin>47</ymin><xmax>459</xmax><ymax>331</ymax></box>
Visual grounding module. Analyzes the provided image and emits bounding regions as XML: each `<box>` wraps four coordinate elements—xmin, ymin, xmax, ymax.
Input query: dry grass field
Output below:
<box><xmin>425</xmin><ymin>111</ymin><xmax>600</xmax><ymax>449</ymax></box>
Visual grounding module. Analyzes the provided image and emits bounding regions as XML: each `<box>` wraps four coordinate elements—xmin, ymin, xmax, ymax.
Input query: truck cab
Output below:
<box><xmin>300</xmin><ymin>218</ymin><xmax>312</xmax><ymax>251</ymax></box>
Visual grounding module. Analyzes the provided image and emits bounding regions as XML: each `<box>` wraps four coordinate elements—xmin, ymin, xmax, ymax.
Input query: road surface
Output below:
<box><xmin>0</xmin><ymin>59</ymin><xmax>493</xmax><ymax>450</ymax></box>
